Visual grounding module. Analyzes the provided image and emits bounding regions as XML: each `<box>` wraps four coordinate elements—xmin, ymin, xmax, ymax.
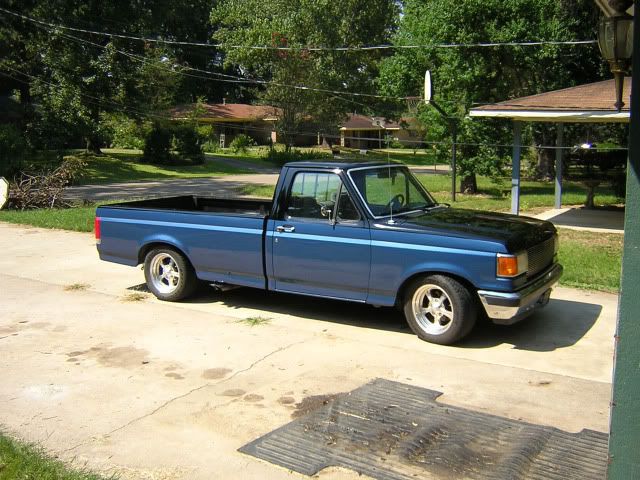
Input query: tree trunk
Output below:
<box><xmin>535</xmin><ymin>129</ymin><xmax>554</xmax><ymax>179</ymax></box>
<box><xmin>85</xmin><ymin>137</ymin><xmax>102</xmax><ymax>155</ymax></box>
<box><xmin>460</xmin><ymin>174</ymin><xmax>477</xmax><ymax>194</ymax></box>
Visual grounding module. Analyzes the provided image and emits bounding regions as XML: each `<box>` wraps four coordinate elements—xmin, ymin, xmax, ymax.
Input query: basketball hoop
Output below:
<box><xmin>406</xmin><ymin>97</ymin><xmax>420</xmax><ymax>114</ymax></box>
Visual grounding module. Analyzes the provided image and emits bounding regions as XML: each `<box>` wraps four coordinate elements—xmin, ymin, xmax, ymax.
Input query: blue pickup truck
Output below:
<box><xmin>96</xmin><ymin>161</ymin><xmax>562</xmax><ymax>345</ymax></box>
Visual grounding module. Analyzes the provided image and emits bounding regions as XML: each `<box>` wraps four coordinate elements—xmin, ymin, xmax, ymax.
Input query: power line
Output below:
<box><xmin>4</xmin><ymin>66</ymin><xmax>627</xmax><ymax>152</ymax></box>
<box><xmin>16</xmin><ymin>22</ymin><xmax>411</xmax><ymax>103</ymax></box>
<box><xmin>0</xmin><ymin>6</ymin><xmax>598</xmax><ymax>51</ymax></box>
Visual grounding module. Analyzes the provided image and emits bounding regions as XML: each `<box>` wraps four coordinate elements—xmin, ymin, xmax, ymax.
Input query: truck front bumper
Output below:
<box><xmin>477</xmin><ymin>263</ymin><xmax>563</xmax><ymax>325</ymax></box>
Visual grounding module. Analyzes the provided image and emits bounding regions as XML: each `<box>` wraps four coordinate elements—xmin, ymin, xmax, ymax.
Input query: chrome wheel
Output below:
<box><xmin>411</xmin><ymin>283</ymin><xmax>454</xmax><ymax>336</ymax></box>
<box><xmin>149</xmin><ymin>252</ymin><xmax>181</xmax><ymax>294</ymax></box>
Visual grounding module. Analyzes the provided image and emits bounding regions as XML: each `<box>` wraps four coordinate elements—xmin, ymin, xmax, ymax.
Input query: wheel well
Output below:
<box><xmin>138</xmin><ymin>242</ymin><xmax>190</xmax><ymax>266</ymax></box>
<box><xmin>395</xmin><ymin>271</ymin><xmax>477</xmax><ymax>307</ymax></box>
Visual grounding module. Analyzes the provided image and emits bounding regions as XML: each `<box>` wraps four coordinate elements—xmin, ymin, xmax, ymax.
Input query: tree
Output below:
<box><xmin>211</xmin><ymin>0</ymin><xmax>399</xmax><ymax>150</ymax></box>
<box><xmin>0</xmin><ymin>1</ymin><xmax>231</xmax><ymax>153</ymax></box>
<box><xmin>379</xmin><ymin>0</ymin><xmax>606</xmax><ymax>192</ymax></box>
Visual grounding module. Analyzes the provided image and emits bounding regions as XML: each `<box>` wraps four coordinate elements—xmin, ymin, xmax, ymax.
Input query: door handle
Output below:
<box><xmin>276</xmin><ymin>225</ymin><xmax>295</xmax><ymax>233</ymax></box>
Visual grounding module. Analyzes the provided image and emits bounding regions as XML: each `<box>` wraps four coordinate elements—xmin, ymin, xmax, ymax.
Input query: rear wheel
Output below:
<box><xmin>403</xmin><ymin>274</ymin><xmax>477</xmax><ymax>345</ymax></box>
<box><xmin>144</xmin><ymin>247</ymin><xmax>198</xmax><ymax>301</ymax></box>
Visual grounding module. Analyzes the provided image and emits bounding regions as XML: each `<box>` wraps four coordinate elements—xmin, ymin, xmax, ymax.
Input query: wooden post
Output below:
<box><xmin>555</xmin><ymin>123</ymin><xmax>564</xmax><ymax>209</ymax></box>
<box><xmin>511</xmin><ymin>122</ymin><xmax>522</xmax><ymax>215</ymax></box>
<box><xmin>608</xmin><ymin>9</ymin><xmax>640</xmax><ymax>479</ymax></box>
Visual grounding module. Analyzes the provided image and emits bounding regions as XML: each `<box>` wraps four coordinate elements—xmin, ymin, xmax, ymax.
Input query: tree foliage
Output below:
<box><xmin>0</xmin><ymin>0</ymin><xmax>231</xmax><ymax>152</ymax></box>
<box><xmin>379</xmin><ymin>0</ymin><xmax>607</xmax><ymax>191</ymax></box>
<box><xmin>211</xmin><ymin>0</ymin><xmax>399</xmax><ymax>149</ymax></box>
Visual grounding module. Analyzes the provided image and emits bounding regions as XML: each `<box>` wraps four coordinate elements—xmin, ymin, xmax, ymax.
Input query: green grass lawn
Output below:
<box><xmin>0</xmin><ymin>205</ymin><xmax>98</xmax><ymax>232</ymax></box>
<box><xmin>0</xmin><ymin>432</ymin><xmax>112</xmax><ymax>480</ymax></box>
<box><xmin>238</xmin><ymin>173</ymin><xmax>621</xmax><ymax>212</ymax></box>
<box><xmin>73</xmin><ymin>150</ymin><xmax>248</xmax><ymax>185</ymax></box>
<box><xmin>557</xmin><ymin>229</ymin><xmax>623</xmax><ymax>292</ymax></box>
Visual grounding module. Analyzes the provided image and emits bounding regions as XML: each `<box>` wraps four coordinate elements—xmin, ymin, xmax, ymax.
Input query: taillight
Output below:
<box><xmin>94</xmin><ymin>217</ymin><xmax>101</xmax><ymax>244</ymax></box>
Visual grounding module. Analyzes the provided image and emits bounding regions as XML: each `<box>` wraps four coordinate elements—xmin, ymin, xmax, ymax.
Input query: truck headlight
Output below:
<box><xmin>497</xmin><ymin>252</ymin><xmax>528</xmax><ymax>278</ymax></box>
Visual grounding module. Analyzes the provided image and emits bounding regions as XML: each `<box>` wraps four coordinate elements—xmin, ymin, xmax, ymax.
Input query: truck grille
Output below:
<box><xmin>527</xmin><ymin>236</ymin><xmax>556</xmax><ymax>279</ymax></box>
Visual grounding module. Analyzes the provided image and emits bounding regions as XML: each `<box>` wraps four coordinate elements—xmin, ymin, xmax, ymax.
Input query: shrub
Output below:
<box><xmin>7</xmin><ymin>156</ymin><xmax>87</xmax><ymax>210</ymax></box>
<box><xmin>0</xmin><ymin>124</ymin><xmax>29</xmax><ymax>177</ymax></box>
<box><xmin>202</xmin><ymin>140</ymin><xmax>220</xmax><ymax>153</ymax></box>
<box><xmin>230</xmin><ymin>134</ymin><xmax>256</xmax><ymax>153</ymax></box>
<box><xmin>103</xmin><ymin>115</ymin><xmax>146</xmax><ymax>150</ymax></box>
<box><xmin>263</xmin><ymin>147</ymin><xmax>332</xmax><ymax>167</ymax></box>
<box><xmin>143</xmin><ymin>123</ymin><xmax>173</xmax><ymax>164</ymax></box>
<box><xmin>173</xmin><ymin>124</ymin><xmax>205</xmax><ymax>165</ymax></box>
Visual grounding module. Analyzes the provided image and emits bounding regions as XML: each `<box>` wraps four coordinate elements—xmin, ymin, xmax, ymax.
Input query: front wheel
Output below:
<box><xmin>144</xmin><ymin>247</ymin><xmax>198</xmax><ymax>301</ymax></box>
<box><xmin>403</xmin><ymin>275</ymin><xmax>477</xmax><ymax>345</ymax></box>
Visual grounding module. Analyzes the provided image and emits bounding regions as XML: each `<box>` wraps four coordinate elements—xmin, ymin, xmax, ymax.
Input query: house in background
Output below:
<box><xmin>339</xmin><ymin>114</ymin><xmax>423</xmax><ymax>150</ymax></box>
<box><xmin>169</xmin><ymin>102</ymin><xmax>280</xmax><ymax>146</ymax></box>
<box><xmin>170</xmin><ymin>103</ymin><xmax>423</xmax><ymax>149</ymax></box>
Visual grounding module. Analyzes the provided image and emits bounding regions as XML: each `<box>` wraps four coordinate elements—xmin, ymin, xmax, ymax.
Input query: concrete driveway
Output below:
<box><xmin>0</xmin><ymin>222</ymin><xmax>617</xmax><ymax>479</ymax></box>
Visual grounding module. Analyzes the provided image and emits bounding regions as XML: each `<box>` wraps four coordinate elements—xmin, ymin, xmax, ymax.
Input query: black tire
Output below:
<box><xmin>403</xmin><ymin>274</ymin><xmax>477</xmax><ymax>345</ymax></box>
<box><xmin>143</xmin><ymin>247</ymin><xmax>198</xmax><ymax>301</ymax></box>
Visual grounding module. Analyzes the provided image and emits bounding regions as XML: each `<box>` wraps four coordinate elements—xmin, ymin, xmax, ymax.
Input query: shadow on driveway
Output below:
<box><xmin>129</xmin><ymin>284</ymin><xmax>603</xmax><ymax>350</ymax></box>
<box><xmin>461</xmin><ymin>298</ymin><xmax>603</xmax><ymax>351</ymax></box>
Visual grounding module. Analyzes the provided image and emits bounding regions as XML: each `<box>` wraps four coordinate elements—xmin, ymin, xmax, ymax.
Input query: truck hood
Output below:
<box><xmin>383</xmin><ymin>207</ymin><xmax>556</xmax><ymax>252</ymax></box>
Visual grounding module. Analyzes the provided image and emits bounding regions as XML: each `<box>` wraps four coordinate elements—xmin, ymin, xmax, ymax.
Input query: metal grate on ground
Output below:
<box><xmin>239</xmin><ymin>378</ymin><xmax>608</xmax><ymax>480</ymax></box>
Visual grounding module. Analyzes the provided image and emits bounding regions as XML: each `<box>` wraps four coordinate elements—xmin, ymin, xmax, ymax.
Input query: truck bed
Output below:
<box><xmin>107</xmin><ymin>196</ymin><xmax>272</xmax><ymax>217</ymax></box>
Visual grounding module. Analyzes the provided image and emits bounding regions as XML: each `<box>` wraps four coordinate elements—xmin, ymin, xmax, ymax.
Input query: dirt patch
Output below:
<box><xmin>64</xmin><ymin>283</ymin><xmax>90</xmax><ymax>292</ymax></box>
<box><xmin>292</xmin><ymin>393</ymin><xmax>343</xmax><ymax>419</ymax></box>
<box><xmin>220</xmin><ymin>389</ymin><xmax>246</xmax><ymax>397</ymax></box>
<box><xmin>202</xmin><ymin>368</ymin><xmax>232</xmax><ymax>379</ymax></box>
<box><xmin>165</xmin><ymin>372</ymin><xmax>185</xmax><ymax>380</ymax></box>
<box><xmin>67</xmin><ymin>345</ymin><xmax>150</xmax><ymax>369</ymax></box>
<box><xmin>121</xmin><ymin>292</ymin><xmax>147</xmax><ymax>302</ymax></box>
<box><xmin>278</xmin><ymin>396</ymin><xmax>295</xmax><ymax>405</ymax></box>
<box><xmin>244</xmin><ymin>394</ymin><xmax>264</xmax><ymax>402</ymax></box>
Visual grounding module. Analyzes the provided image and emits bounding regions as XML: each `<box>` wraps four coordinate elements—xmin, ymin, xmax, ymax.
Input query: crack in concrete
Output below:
<box><xmin>61</xmin><ymin>339</ymin><xmax>306</xmax><ymax>453</ymax></box>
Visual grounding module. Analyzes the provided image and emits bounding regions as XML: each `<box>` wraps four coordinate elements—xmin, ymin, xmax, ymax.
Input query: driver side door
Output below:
<box><xmin>270</xmin><ymin>171</ymin><xmax>371</xmax><ymax>301</ymax></box>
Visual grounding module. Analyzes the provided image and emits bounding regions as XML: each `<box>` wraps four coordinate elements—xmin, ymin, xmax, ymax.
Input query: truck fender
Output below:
<box><xmin>137</xmin><ymin>234</ymin><xmax>191</xmax><ymax>265</ymax></box>
<box><xmin>395</xmin><ymin>261</ymin><xmax>477</xmax><ymax>298</ymax></box>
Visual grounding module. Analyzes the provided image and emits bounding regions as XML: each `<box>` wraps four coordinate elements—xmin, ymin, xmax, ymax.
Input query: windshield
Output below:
<box><xmin>349</xmin><ymin>166</ymin><xmax>437</xmax><ymax>218</ymax></box>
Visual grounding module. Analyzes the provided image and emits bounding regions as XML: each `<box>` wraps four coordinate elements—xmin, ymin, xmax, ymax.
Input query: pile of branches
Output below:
<box><xmin>7</xmin><ymin>156</ymin><xmax>87</xmax><ymax>210</ymax></box>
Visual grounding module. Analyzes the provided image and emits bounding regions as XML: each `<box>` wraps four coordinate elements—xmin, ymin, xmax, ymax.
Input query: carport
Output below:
<box><xmin>469</xmin><ymin>77</ymin><xmax>631</xmax><ymax>215</ymax></box>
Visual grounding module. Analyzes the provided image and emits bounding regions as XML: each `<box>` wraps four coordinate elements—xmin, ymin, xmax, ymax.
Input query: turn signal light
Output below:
<box><xmin>497</xmin><ymin>256</ymin><xmax>518</xmax><ymax>276</ymax></box>
<box><xmin>497</xmin><ymin>252</ymin><xmax>528</xmax><ymax>278</ymax></box>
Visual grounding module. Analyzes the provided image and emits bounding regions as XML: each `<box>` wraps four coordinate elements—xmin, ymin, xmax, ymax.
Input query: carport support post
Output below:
<box><xmin>511</xmin><ymin>121</ymin><xmax>522</xmax><ymax>215</ymax></box>
<box><xmin>555</xmin><ymin>123</ymin><xmax>564</xmax><ymax>209</ymax></box>
<box><xmin>608</xmin><ymin>10</ymin><xmax>640</xmax><ymax>478</ymax></box>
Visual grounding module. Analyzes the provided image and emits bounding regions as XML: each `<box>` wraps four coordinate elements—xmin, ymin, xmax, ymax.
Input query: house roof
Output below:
<box><xmin>469</xmin><ymin>78</ymin><xmax>631</xmax><ymax>123</ymax></box>
<box><xmin>170</xmin><ymin>103</ymin><xmax>280</xmax><ymax>123</ymax></box>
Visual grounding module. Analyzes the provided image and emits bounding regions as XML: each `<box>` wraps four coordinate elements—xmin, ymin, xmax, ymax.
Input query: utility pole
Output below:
<box><xmin>424</xmin><ymin>71</ymin><xmax>458</xmax><ymax>202</ymax></box>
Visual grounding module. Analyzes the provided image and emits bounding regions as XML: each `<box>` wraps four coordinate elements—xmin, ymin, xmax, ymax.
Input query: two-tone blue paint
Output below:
<box><xmin>96</xmin><ymin>161</ymin><xmax>556</xmax><ymax>308</ymax></box>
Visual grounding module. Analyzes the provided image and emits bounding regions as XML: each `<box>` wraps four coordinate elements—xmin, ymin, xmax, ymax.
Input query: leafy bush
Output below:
<box><xmin>173</xmin><ymin>124</ymin><xmax>205</xmax><ymax>164</ymax></box>
<box><xmin>143</xmin><ymin>123</ymin><xmax>173</xmax><ymax>164</ymax></box>
<box><xmin>202</xmin><ymin>140</ymin><xmax>220</xmax><ymax>153</ymax></box>
<box><xmin>230</xmin><ymin>134</ymin><xmax>256</xmax><ymax>153</ymax></box>
<box><xmin>387</xmin><ymin>138</ymin><xmax>405</xmax><ymax>149</ymax></box>
<box><xmin>0</xmin><ymin>124</ymin><xmax>29</xmax><ymax>177</ymax></box>
<box><xmin>263</xmin><ymin>147</ymin><xmax>332</xmax><ymax>167</ymax></box>
<box><xmin>103</xmin><ymin>114</ymin><xmax>146</xmax><ymax>150</ymax></box>
<box><xmin>8</xmin><ymin>156</ymin><xmax>87</xmax><ymax>210</ymax></box>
